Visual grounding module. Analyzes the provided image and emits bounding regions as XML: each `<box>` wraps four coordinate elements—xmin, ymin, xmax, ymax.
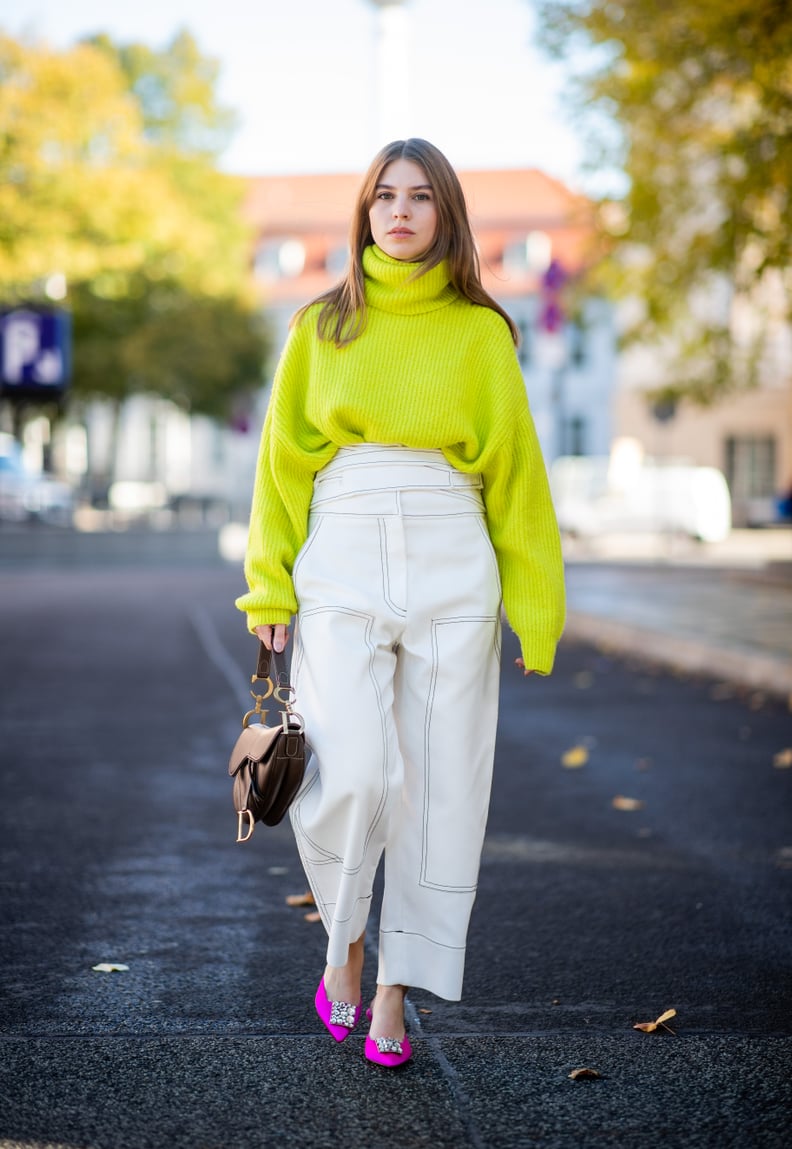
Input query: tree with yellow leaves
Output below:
<box><xmin>535</xmin><ymin>0</ymin><xmax>792</xmax><ymax>404</ymax></box>
<box><xmin>0</xmin><ymin>29</ymin><xmax>269</xmax><ymax>422</ymax></box>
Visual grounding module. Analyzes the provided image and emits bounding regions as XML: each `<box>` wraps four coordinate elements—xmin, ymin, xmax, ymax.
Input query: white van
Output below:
<box><xmin>550</xmin><ymin>455</ymin><xmax>732</xmax><ymax>543</ymax></box>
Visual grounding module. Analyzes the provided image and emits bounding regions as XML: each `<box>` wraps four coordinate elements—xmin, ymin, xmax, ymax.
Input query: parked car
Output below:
<box><xmin>550</xmin><ymin>455</ymin><xmax>732</xmax><ymax>543</ymax></box>
<box><xmin>0</xmin><ymin>433</ymin><xmax>74</xmax><ymax>525</ymax></box>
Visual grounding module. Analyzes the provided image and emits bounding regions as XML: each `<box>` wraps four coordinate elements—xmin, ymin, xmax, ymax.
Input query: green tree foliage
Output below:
<box><xmin>0</xmin><ymin>30</ymin><xmax>268</xmax><ymax>419</ymax></box>
<box><xmin>87</xmin><ymin>29</ymin><xmax>237</xmax><ymax>156</ymax></box>
<box><xmin>72</xmin><ymin>279</ymin><xmax>268</xmax><ymax>419</ymax></box>
<box><xmin>535</xmin><ymin>0</ymin><xmax>792</xmax><ymax>401</ymax></box>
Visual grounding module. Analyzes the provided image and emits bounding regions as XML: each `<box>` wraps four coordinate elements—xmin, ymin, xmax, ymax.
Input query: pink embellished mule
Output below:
<box><xmin>364</xmin><ymin>1004</ymin><xmax>413</xmax><ymax>1068</ymax></box>
<box><xmin>315</xmin><ymin>977</ymin><xmax>362</xmax><ymax>1042</ymax></box>
<box><xmin>364</xmin><ymin>1032</ymin><xmax>413</xmax><ymax>1068</ymax></box>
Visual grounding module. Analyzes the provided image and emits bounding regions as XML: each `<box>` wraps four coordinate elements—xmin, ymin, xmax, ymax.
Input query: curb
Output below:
<box><xmin>563</xmin><ymin>610</ymin><xmax>792</xmax><ymax>697</ymax></box>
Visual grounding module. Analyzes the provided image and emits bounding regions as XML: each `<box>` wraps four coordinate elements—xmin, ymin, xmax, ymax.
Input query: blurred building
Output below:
<box><xmin>30</xmin><ymin>166</ymin><xmax>615</xmax><ymax>525</ymax></box>
<box><xmin>14</xmin><ymin>166</ymin><xmax>790</xmax><ymax>534</ymax></box>
<box><xmin>242</xmin><ymin>168</ymin><xmax>616</xmax><ymax>463</ymax></box>
<box><xmin>615</xmin><ymin>332</ymin><xmax>792</xmax><ymax>528</ymax></box>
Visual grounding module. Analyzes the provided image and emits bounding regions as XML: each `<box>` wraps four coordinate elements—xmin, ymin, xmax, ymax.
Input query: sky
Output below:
<box><xmin>2</xmin><ymin>0</ymin><xmax>605</xmax><ymax>192</ymax></box>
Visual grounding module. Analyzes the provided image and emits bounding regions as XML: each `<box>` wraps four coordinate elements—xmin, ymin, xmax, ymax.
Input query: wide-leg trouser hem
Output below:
<box><xmin>377</xmin><ymin>929</ymin><xmax>467</xmax><ymax>1001</ymax></box>
<box><xmin>289</xmin><ymin>828</ymin><xmax>373</xmax><ymax>968</ymax></box>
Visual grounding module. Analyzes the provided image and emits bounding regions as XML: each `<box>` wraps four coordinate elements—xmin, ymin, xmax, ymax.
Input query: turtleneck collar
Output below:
<box><xmin>362</xmin><ymin>244</ymin><xmax>458</xmax><ymax>315</ymax></box>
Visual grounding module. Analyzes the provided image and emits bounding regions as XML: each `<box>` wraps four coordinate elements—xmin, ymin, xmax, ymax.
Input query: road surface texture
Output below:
<box><xmin>0</xmin><ymin>536</ymin><xmax>790</xmax><ymax>1148</ymax></box>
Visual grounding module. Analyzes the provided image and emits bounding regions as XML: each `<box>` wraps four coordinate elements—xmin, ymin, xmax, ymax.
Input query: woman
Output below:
<box><xmin>236</xmin><ymin>138</ymin><xmax>565</xmax><ymax>1068</ymax></box>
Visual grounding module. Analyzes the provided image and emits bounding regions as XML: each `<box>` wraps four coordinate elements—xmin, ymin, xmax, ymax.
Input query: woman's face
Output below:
<box><xmin>368</xmin><ymin>158</ymin><xmax>438</xmax><ymax>262</ymax></box>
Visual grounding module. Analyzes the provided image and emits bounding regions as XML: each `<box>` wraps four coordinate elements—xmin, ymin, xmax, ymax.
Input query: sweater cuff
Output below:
<box><xmin>235</xmin><ymin>601</ymin><xmax>294</xmax><ymax>634</ymax></box>
<box><xmin>516</xmin><ymin>633</ymin><xmax>559</xmax><ymax>676</ymax></box>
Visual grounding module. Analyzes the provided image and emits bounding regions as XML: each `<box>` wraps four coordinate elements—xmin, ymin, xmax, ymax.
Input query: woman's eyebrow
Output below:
<box><xmin>375</xmin><ymin>182</ymin><xmax>433</xmax><ymax>191</ymax></box>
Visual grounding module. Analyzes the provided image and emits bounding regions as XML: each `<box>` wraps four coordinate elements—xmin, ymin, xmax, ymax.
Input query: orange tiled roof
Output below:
<box><xmin>242</xmin><ymin>168</ymin><xmax>596</xmax><ymax>303</ymax></box>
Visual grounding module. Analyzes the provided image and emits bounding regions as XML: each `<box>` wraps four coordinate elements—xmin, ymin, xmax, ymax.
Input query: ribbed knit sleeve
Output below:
<box><xmin>235</xmin><ymin>315</ymin><xmax>335</xmax><ymax>631</ymax></box>
<box><xmin>458</xmin><ymin>311</ymin><xmax>566</xmax><ymax>675</ymax></box>
<box><xmin>485</xmin><ymin>408</ymin><xmax>565</xmax><ymax>673</ymax></box>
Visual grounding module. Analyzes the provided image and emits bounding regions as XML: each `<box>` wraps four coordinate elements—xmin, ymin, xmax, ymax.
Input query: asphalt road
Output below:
<box><xmin>0</xmin><ymin>552</ymin><xmax>790</xmax><ymax>1149</ymax></box>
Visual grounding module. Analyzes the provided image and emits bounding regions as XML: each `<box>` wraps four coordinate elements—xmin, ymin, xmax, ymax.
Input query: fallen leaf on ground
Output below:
<box><xmin>303</xmin><ymin>911</ymin><xmax>322</xmax><ymax>923</ymax></box>
<box><xmin>773</xmin><ymin>748</ymin><xmax>792</xmax><ymax>769</ymax></box>
<box><xmin>568</xmin><ymin>1067</ymin><xmax>602</xmax><ymax>1080</ymax></box>
<box><xmin>418</xmin><ymin>1008</ymin><xmax>433</xmax><ymax>1015</ymax></box>
<box><xmin>286</xmin><ymin>891</ymin><xmax>315</xmax><ymax>907</ymax></box>
<box><xmin>562</xmin><ymin>745</ymin><xmax>589</xmax><ymax>769</ymax></box>
<box><xmin>633</xmin><ymin>1007</ymin><xmax>677</xmax><ymax>1034</ymax></box>
<box><xmin>612</xmin><ymin>795</ymin><xmax>645</xmax><ymax>811</ymax></box>
<box><xmin>92</xmin><ymin>963</ymin><xmax>129</xmax><ymax>973</ymax></box>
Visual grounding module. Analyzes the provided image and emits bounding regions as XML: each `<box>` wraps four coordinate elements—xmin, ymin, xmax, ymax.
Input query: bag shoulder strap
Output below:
<box><xmin>255</xmin><ymin>641</ymin><xmax>273</xmax><ymax>682</ymax></box>
<box><xmin>254</xmin><ymin>642</ymin><xmax>292</xmax><ymax>690</ymax></box>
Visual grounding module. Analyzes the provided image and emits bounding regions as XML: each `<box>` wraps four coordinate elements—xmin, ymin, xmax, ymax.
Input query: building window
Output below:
<box><xmin>567</xmin><ymin>416</ymin><xmax>586</xmax><ymax>457</ymax></box>
<box><xmin>148</xmin><ymin>413</ymin><xmax>159</xmax><ymax>481</ymax></box>
<box><xmin>325</xmin><ymin>246</ymin><xmax>349</xmax><ymax>275</ymax></box>
<box><xmin>568</xmin><ymin>323</ymin><xmax>586</xmax><ymax>367</ymax></box>
<box><xmin>502</xmin><ymin>230</ymin><xmax>553</xmax><ymax>276</ymax></box>
<box><xmin>253</xmin><ymin>239</ymin><xmax>306</xmax><ymax>281</ymax></box>
<box><xmin>212</xmin><ymin>423</ymin><xmax>226</xmax><ymax>467</ymax></box>
<box><xmin>725</xmin><ymin>436</ymin><xmax>776</xmax><ymax>499</ymax></box>
<box><xmin>516</xmin><ymin>318</ymin><xmax>531</xmax><ymax>367</ymax></box>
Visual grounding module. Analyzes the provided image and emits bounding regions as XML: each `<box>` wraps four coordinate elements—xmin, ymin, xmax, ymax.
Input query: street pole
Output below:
<box><xmin>367</xmin><ymin>0</ymin><xmax>409</xmax><ymax>146</ymax></box>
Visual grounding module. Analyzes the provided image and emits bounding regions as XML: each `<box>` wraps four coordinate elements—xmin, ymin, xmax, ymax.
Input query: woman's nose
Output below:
<box><xmin>392</xmin><ymin>197</ymin><xmax>410</xmax><ymax>218</ymax></box>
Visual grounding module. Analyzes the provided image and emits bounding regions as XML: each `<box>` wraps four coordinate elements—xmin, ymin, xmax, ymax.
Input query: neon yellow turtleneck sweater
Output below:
<box><xmin>236</xmin><ymin>244</ymin><xmax>566</xmax><ymax>673</ymax></box>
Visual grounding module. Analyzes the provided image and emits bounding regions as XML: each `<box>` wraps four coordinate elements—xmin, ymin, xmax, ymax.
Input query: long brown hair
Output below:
<box><xmin>292</xmin><ymin>138</ymin><xmax>520</xmax><ymax>348</ymax></box>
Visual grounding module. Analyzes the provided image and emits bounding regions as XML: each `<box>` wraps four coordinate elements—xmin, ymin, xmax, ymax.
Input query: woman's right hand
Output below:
<box><xmin>255</xmin><ymin>624</ymin><xmax>290</xmax><ymax>653</ymax></box>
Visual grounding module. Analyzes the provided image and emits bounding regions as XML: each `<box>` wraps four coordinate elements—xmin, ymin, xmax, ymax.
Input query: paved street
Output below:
<box><xmin>0</xmin><ymin>537</ymin><xmax>791</xmax><ymax>1148</ymax></box>
<box><xmin>565</xmin><ymin>558</ymin><xmax>792</xmax><ymax>694</ymax></box>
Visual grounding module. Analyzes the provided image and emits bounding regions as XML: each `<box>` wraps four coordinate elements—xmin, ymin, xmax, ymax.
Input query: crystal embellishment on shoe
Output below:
<box><xmin>315</xmin><ymin>978</ymin><xmax>362</xmax><ymax>1043</ymax></box>
<box><xmin>329</xmin><ymin>1000</ymin><xmax>359</xmax><ymax>1029</ymax></box>
<box><xmin>364</xmin><ymin>1032</ymin><xmax>413</xmax><ymax>1067</ymax></box>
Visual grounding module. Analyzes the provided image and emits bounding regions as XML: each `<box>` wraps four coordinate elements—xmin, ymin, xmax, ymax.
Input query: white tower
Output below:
<box><xmin>368</xmin><ymin>0</ymin><xmax>410</xmax><ymax>146</ymax></box>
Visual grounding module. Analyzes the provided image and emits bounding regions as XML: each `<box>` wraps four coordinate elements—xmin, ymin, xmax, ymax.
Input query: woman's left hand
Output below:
<box><xmin>514</xmin><ymin>658</ymin><xmax>536</xmax><ymax>677</ymax></box>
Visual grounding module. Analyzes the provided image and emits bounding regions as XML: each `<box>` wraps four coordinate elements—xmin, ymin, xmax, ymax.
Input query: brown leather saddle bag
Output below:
<box><xmin>228</xmin><ymin>643</ymin><xmax>305</xmax><ymax>842</ymax></box>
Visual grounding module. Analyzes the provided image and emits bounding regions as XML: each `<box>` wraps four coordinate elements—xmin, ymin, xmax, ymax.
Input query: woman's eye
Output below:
<box><xmin>414</xmin><ymin>193</ymin><xmax>431</xmax><ymax>201</ymax></box>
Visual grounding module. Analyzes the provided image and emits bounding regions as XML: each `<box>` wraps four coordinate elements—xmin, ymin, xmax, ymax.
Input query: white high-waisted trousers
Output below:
<box><xmin>289</xmin><ymin>445</ymin><xmax>502</xmax><ymax>1001</ymax></box>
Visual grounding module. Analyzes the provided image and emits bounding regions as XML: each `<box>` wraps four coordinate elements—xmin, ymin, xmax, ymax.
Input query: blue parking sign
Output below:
<box><xmin>0</xmin><ymin>308</ymin><xmax>71</xmax><ymax>395</ymax></box>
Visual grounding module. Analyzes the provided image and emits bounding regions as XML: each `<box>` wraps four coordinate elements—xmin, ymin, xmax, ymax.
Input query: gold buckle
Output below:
<box><xmin>242</xmin><ymin>678</ymin><xmax>275</xmax><ymax>728</ymax></box>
